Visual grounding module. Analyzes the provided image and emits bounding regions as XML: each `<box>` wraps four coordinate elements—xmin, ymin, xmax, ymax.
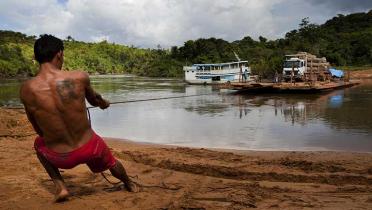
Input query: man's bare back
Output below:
<box><xmin>20</xmin><ymin>67</ymin><xmax>107</xmax><ymax>153</ymax></box>
<box><xmin>21</xmin><ymin>35</ymin><xmax>133</xmax><ymax>202</ymax></box>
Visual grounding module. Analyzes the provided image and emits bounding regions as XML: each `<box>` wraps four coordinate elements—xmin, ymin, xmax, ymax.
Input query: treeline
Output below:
<box><xmin>0</xmin><ymin>31</ymin><xmax>183</xmax><ymax>78</ymax></box>
<box><xmin>0</xmin><ymin>10</ymin><xmax>371</xmax><ymax>78</ymax></box>
<box><xmin>171</xmin><ymin>10</ymin><xmax>372</xmax><ymax>77</ymax></box>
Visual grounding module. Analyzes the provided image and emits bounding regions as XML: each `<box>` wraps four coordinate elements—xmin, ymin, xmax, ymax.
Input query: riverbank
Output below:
<box><xmin>0</xmin><ymin>108</ymin><xmax>371</xmax><ymax>209</ymax></box>
<box><xmin>350</xmin><ymin>69</ymin><xmax>372</xmax><ymax>79</ymax></box>
<box><xmin>1</xmin><ymin>68</ymin><xmax>372</xmax><ymax>81</ymax></box>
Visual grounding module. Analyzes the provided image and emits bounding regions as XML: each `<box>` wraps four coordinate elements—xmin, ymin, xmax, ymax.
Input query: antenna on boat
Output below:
<box><xmin>233</xmin><ymin>51</ymin><xmax>241</xmax><ymax>62</ymax></box>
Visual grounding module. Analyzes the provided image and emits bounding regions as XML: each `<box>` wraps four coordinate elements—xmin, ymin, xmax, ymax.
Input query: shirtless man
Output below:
<box><xmin>20</xmin><ymin>35</ymin><xmax>134</xmax><ymax>202</ymax></box>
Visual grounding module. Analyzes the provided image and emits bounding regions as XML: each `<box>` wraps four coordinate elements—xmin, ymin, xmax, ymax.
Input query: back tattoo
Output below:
<box><xmin>56</xmin><ymin>79</ymin><xmax>79</xmax><ymax>102</ymax></box>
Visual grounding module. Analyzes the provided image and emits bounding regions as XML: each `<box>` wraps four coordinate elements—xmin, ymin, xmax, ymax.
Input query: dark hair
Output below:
<box><xmin>34</xmin><ymin>34</ymin><xmax>64</xmax><ymax>64</ymax></box>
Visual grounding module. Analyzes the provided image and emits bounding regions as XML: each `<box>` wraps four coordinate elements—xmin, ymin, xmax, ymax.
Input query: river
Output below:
<box><xmin>1</xmin><ymin>75</ymin><xmax>372</xmax><ymax>152</ymax></box>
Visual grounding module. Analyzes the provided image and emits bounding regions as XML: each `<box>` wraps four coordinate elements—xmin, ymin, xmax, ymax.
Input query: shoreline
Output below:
<box><xmin>1</xmin><ymin>108</ymin><xmax>372</xmax><ymax>209</ymax></box>
<box><xmin>1</xmin><ymin>68</ymin><xmax>372</xmax><ymax>80</ymax></box>
<box><xmin>106</xmin><ymin>137</ymin><xmax>372</xmax><ymax>154</ymax></box>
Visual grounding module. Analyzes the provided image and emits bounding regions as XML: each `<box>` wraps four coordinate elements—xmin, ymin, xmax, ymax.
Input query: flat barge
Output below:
<box><xmin>219</xmin><ymin>81</ymin><xmax>360</xmax><ymax>93</ymax></box>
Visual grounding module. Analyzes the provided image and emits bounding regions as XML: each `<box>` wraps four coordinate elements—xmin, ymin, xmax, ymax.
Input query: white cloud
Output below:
<box><xmin>0</xmin><ymin>0</ymin><xmax>73</xmax><ymax>38</ymax></box>
<box><xmin>0</xmin><ymin>0</ymin><xmax>371</xmax><ymax>48</ymax></box>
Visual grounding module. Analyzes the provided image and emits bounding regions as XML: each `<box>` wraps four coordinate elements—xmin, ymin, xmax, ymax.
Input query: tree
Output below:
<box><xmin>259</xmin><ymin>36</ymin><xmax>267</xmax><ymax>43</ymax></box>
<box><xmin>66</xmin><ymin>35</ymin><xmax>75</xmax><ymax>42</ymax></box>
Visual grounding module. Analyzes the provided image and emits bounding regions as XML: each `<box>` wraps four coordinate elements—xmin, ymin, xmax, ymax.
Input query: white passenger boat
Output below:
<box><xmin>183</xmin><ymin>61</ymin><xmax>251</xmax><ymax>84</ymax></box>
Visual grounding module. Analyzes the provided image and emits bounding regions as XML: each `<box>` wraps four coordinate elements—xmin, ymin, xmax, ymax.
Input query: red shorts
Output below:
<box><xmin>34</xmin><ymin>132</ymin><xmax>117</xmax><ymax>173</ymax></box>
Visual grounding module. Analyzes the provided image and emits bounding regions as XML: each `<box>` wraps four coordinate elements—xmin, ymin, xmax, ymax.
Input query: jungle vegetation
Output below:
<box><xmin>0</xmin><ymin>10</ymin><xmax>371</xmax><ymax>78</ymax></box>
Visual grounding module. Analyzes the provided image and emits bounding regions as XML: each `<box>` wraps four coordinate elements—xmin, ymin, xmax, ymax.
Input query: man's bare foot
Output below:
<box><xmin>54</xmin><ymin>188</ymin><xmax>70</xmax><ymax>202</ymax></box>
<box><xmin>124</xmin><ymin>181</ymin><xmax>139</xmax><ymax>193</ymax></box>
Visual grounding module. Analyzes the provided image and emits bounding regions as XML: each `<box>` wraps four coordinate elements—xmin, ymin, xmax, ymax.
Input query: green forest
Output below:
<box><xmin>0</xmin><ymin>10</ymin><xmax>371</xmax><ymax>78</ymax></box>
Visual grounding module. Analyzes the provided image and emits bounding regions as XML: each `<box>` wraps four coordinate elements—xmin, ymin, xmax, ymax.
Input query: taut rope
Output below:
<box><xmin>86</xmin><ymin>93</ymin><xmax>214</xmax><ymax>109</ymax></box>
<box><xmin>2</xmin><ymin>93</ymin><xmax>214</xmax><ymax>110</ymax></box>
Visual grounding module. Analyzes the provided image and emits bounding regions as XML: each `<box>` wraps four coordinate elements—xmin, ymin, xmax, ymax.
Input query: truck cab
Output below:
<box><xmin>282</xmin><ymin>58</ymin><xmax>306</xmax><ymax>82</ymax></box>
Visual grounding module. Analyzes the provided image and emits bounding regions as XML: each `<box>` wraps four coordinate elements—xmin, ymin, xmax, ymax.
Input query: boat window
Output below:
<box><xmin>204</xmin><ymin>66</ymin><xmax>210</xmax><ymax>70</ymax></box>
<box><xmin>187</xmin><ymin>71</ymin><xmax>189</xmax><ymax>73</ymax></box>
<box><xmin>192</xmin><ymin>71</ymin><xmax>194</xmax><ymax>73</ymax></box>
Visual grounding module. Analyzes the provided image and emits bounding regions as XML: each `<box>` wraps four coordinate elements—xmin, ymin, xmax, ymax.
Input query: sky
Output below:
<box><xmin>0</xmin><ymin>0</ymin><xmax>371</xmax><ymax>48</ymax></box>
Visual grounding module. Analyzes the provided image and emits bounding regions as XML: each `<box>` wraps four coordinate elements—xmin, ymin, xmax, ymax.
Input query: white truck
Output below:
<box><xmin>282</xmin><ymin>52</ymin><xmax>331</xmax><ymax>82</ymax></box>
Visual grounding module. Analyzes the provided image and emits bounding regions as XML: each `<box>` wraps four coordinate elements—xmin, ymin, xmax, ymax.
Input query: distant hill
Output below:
<box><xmin>0</xmin><ymin>10</ymin><xmax>371</xmax><ymax>78</ymax></box>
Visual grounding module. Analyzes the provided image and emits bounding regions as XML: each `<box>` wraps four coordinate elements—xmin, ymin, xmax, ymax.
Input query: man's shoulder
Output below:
<box><xmin>20</xmin><ymin>78</ymin><xmax>36</xmax><ymax>101</ymax></box>
<box><xmin>64</xmin><ymin>70</ymin><xmax>90</xmax><ymax>84</ymax></box>
<box><xmin>65</xmin><ymin>70</ymin><xmax>89</xmax><ymax>79</ymax></box>
<box><xmin>20</xmin><ymin>78</ymin><xmax>36</xmax><ymax>92</ymax></box>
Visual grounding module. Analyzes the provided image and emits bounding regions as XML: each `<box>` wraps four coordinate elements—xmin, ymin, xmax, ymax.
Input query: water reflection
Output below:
<box><xmin>328</xmin><ymin>94</ymin><xmax>343</xmax><ymax>108</ymax></box>
<box><xmin>225</xmin><ymin>86</ymin><xmax>372</xmax><ymax>134</ymax></box>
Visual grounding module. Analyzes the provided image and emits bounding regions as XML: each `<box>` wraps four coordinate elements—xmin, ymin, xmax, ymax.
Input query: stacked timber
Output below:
<box><xmin>292</xmin><ymin>52</ymin><xmax>331</xmax><ymax>81</ymax></box>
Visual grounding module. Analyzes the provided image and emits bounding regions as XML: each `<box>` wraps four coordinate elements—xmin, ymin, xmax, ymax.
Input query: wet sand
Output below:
<box><xmin>0</xmin><ymin>108</ymin><xmax>371</xmax><ymax>209</ymax></box>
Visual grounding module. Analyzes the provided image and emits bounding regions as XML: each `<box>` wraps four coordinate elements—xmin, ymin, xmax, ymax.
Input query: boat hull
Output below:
<box><xmin>185</xmin><ymin>79</ymin><xmax>238</xmax><ymax>85</ymax></box>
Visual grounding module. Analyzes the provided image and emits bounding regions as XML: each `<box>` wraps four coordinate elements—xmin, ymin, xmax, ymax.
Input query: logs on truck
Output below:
<box><xmin>282</xmin><ymin>52</ymin><xmax>332</xmax><ymax>82</ymax></box>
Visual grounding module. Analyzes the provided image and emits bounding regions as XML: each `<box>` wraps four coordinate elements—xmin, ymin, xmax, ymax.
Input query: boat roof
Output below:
<box><xmin>192</xmin><ymin>61</ymin><xmax>248</xmax><ymax>67</ymax></box>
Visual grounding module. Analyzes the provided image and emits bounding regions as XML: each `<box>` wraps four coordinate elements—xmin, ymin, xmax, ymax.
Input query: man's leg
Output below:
<box><xmin>36</xmin><ymin>152</ymin><xmax>69</xmax><ymax>202</ymax></box>
<box><xmin>109</xmin><ymin>160</ymin><xmax>134</xmax><ymax>192</ymax></box>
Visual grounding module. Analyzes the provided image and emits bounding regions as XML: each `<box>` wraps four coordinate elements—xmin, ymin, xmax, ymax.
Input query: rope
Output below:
<box><xmin>86</xmin><ymin>93</ymin><xmax>214</xmax><ymax>109</ymax></box>
<box><xmin>83</xmin><ymin>93</ymin><xmax>213</xmax><ymax>123</ymax></box>
<box><xmin>100</xmin><ymin>172</ymin><xmax>182</xmax><ymax>191</ymax></box>
<box><xmin>101</xmin><ymin>172</ymin><xmax>122</xmax><ymax>185</ymax></box>
<box><xmin>87</xmin><ymin>107</ymin><xmax>91</xmax><ymax>125</ymax></box>
<box><xmin>1</xmin><ymin>93</ymin><xmax>214</xmax><ymax>110</ymax></box>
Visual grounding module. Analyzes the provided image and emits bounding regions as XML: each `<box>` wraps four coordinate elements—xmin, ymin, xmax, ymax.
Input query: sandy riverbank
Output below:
<box><xmin>0</xmin><ymin>108</ymin><xmax>371</xmax><ymax>209</ymax></box>
<box><xmin>350</xmin><ymin>69</ymin><xmax>372</xmax><ymax>79</ymax></box>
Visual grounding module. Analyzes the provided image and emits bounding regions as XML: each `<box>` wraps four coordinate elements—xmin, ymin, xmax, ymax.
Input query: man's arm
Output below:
<box><xmin>81</xmin><ymin>72</ymin><xmax>110</xmax><ymax>109</ymax></box>
<box><xmin>25</xmin><ymin>107</ymin><xmax>43</xmax><ymax>136</ymax></box>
